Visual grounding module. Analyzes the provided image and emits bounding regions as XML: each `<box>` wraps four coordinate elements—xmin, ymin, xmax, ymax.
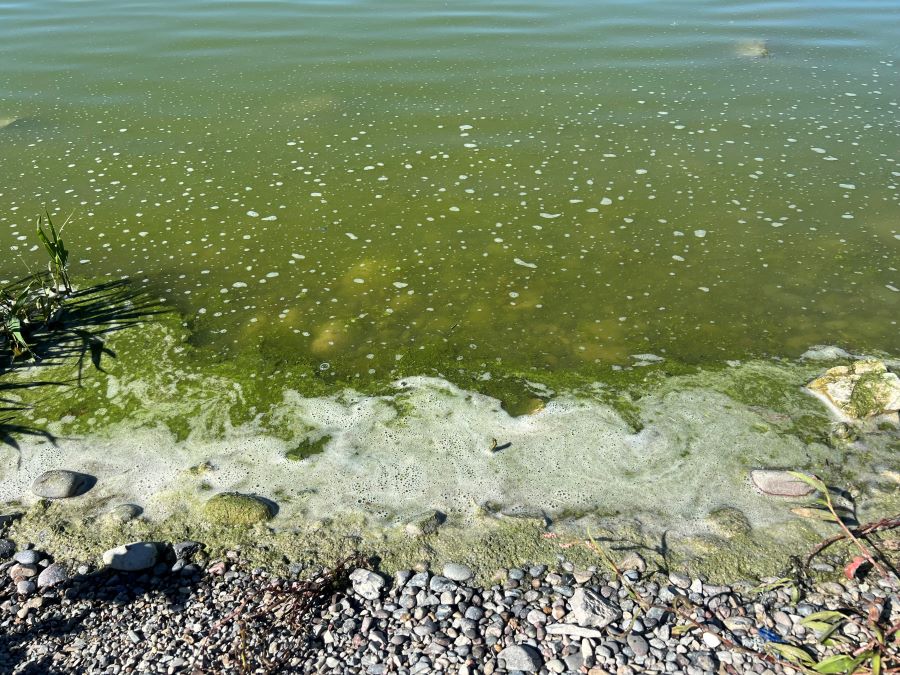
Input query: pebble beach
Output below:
<box><xmin>2</xmin><ymin>536</ymin><xmax>897</xmax><ymax>674</ymax></box>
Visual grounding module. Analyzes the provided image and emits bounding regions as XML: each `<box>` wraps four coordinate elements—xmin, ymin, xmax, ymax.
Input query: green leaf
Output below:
<box><xmin>788</xmin><ymin>471</ymin><xmax>827</xmax><ymax>493</ymax></box>
<box><xmin>872</xmin><ymin>651</ymin><xmax>881</xmax><ymax>675</ymax></box>
<box><xmin>768</xmin><ymin>643</ymin><xmax>815</xmax><ymax>666</ymax></box>
<box><xmin>812</xmin><ymin>655</ymin><xmax>859</xmax><ymax>673</ymax></box>
<box><xmin>801</xmin><ymin>611</ymin><xmax>846</xmax><ymax>626</ymax></box>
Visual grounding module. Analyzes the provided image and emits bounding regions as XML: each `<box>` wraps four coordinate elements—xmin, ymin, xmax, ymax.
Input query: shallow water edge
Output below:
<box><xmin>1</xmin><ymin>307</ymin><xmax>898</xmax><ymax>581</ymax></box>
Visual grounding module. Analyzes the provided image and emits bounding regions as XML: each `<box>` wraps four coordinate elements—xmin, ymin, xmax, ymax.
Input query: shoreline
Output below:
<box><xmin>1</xmin><ymin>534</ymin><xmax>897</xmax><ymax>674</ymax></box>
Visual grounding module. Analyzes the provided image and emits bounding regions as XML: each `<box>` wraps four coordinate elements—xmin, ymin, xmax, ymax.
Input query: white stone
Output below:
<box><xmin>102</xmin><ymin>542</ymin><xmax>158</xmax><ymax>571</ymax></box>
<box><xmin>568</xmin><ymin>587</ymin><xmax>620</xmax><ymax>629</ymax></box>
<box><xmin>349</xmin><ymin>568</ymin><xmax>386</xmax><ymax>600</ymax></box>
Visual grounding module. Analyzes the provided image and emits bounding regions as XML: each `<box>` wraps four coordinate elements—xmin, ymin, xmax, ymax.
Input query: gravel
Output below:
<box><xmin>0</xmin><ymin>538</ymin><xmax>897</xmax><ymax>674</ymax></box>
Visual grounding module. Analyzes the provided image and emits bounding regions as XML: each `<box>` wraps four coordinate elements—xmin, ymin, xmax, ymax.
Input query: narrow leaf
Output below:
<box><xmin>769</xmin><ymin>643</ymin><xmax>815</xmax><ymax>666</ymax></box>
<box><xmin>788</xmin><ymin>471</ymin><xmax>827</xmax><ymax>493</ymax></box>
<box><xmin>812</xmin><ymin>655</ymin><xmax>858</xmax><ymax>673</ymax></box>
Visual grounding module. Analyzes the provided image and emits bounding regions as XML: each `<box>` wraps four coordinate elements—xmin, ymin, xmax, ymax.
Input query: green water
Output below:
<box><xmin>2</xmin><ymin>0</ymin><xmax>899</xmax><ymax>385</ymax></box>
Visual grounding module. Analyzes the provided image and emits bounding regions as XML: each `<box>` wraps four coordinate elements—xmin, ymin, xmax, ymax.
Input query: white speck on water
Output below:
<box><xmin>839</xmin><ymin>183</ymin><xmax>856</xmax><ymax>190</ymax></box>
<box><xmin>514</xmin><ymin>258</ymin><xmax>537</xmax><ymax>269</ymax></box>
<box><xmin>694</xmin><ymin>230</ymin><xmax>706</xmax><ymax>238</ymax></box>
<box><xmin>392</xmin><ymin>282</ymin><xmax>408</xmax><ymax>289</ymax></box>
<box><xmin>600</xmin><ymin>197</ymin><xmax>613</xmax><ymax>206</ymax></box>
<box><xmin>635</xmin><ymin>169</ymin><xmax>648</xmax><ymax>175</ymax></box>
<box><xmin>811</xmin><ymin>148</ymin><xmax>826</xmax><ymax>154</ymax></box>
<box><xmin>232</xmin><ymin>282</ymin><xmax>247</xmax><ymax>288</ymax></box>
<box><xmin>540</xmin><ymin>212</ymin><xmax>561</xmax><ymax>219</ymax></box>
<box><xmin>346</xmin><ymin>233</ymin><xmax>358</xmax><ymax>240</ymax></box>
<box><xmin>672</xmin><ymin>255</ymin><xmax>685</xmax><ymax>262</ymax></box>
<box><xmin>353</xmin><ymin>278</ymin><xmax>365</xmax><ymax>284</ymax></box>
<box><xmin>887</xmin><ymin>285</ymin><xmax>899</xmax><ymax>292</ymax></box>
<box><xmin>262</xmin><ymin>215</ymin><xmax>277</xmax><ymax>221</ymax></box>
<box><xmin>699</xmin><ymin>287</ymin><xmax>710</xmax><ymax>292</ymax></box>
<box><xmin>247</xmin><ymin>210</ymin><xmax>259</xmax><ymax>217</ymax></box>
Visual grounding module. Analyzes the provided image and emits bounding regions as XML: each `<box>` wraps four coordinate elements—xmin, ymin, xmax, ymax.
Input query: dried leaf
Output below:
<box><xmin>844</xmin><ymin>556</ymin><xmax>867</xmax><ymax>580</ymax></box>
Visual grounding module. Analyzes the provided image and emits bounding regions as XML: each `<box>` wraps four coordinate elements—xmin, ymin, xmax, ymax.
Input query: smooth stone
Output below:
<box><xmin>627</xmin><ymin>634</ymin><xmax>649</xmax><ymax>658</ymax></box>
<box><xmin>569</xmin><ymin>587</ymin><xmax>620</xmax><ymax>629</ymax></box>
<box><xmin>16</xmin><ymin>580</ymin><xmax>35</xmax><ymax>595</ymax></box>
<box><xmin>37</xmin><ymin>562</ymin><xmax>68</xmax><ymax>588</ymax></box>
<box><xmin>103</xmin><ymin>503</ymin><xmax>143</xmax><ymax>524</ymax></box>
<box><xmin>750</xmin><ymin>469</ymin><xmax>816</xmax><ymax>497</ymax></box>
<box><xmin>13</xmin><ymin>550</ymin><xmax>40</xmax><ymax>565</ymax></box>
<box><xmin>497</xmin><ymin>645</ymin><xmax>543</xmax><ymax>672</ymax></box>
<box><xmin>202</xmin><ymin>492</ymin><xmax>273</xmax><ymax>526</ymax></box>
<box><xmin>31</xmin><ymin>469</ymin><xmax>93</xmax><ymax>499</ymax></box>
<box><xmin>443</xmin><ymin>563</ymin><xmax>473</xmax><ymax>582</ymax></box>
<box><xmin>9</xmin><ymin>563</ymin><xmax>37</xmax><ymax>581</ymax></box>
<box><xmin>349</xmin><ymin>568</ymin><xmax>386</xmax><ymax>600</ymax></box>
<box><xmin>102</xmin><ymin>542</ymin><xmax>158</xmax><ymax>571</ymax></box>
<box><xmin>702</xmin><ymin>631</ymin><xmax>722</xmax><ymax>649</ymax></box>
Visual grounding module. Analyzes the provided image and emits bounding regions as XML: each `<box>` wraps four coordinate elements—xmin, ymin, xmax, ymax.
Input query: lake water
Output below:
<box><xmin>1</xmin><ymin>0</ymin><xmax>899</xmax><ymax>387</ymax></box>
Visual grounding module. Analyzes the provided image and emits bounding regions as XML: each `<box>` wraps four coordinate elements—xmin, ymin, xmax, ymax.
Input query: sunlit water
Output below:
<box><xmin>2</xmin><ymin>0</ymin><xmax>898</xmax><ymax>384</ymax></box>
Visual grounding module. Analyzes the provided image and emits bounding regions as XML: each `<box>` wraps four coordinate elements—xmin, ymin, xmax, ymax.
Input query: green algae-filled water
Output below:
<box><xmin>1</xmin><ymin>0</ymin><xmax>899</xmax><ymax>385</ymax></box>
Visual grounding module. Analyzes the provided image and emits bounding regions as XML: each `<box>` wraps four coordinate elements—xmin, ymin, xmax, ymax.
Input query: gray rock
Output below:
<box><xmin>102</xmin><ymin>542</ymin><xmax>158</xmax><ymax>571</ymax></box>
<box><xmin>16</xmin><ymin>579</ymin><xmax>35</xmax><ymax>595</ymax></box>
<box><xmin>443</xmin><ymin>562</ymin><xmax>473</xmax><ymax>582</ymax></box>
<box><xmin>31</xmin><ymin>469</ymin><xmax>93</xmax><ymax>499</ymax></box>
<box><xmin>13</xmin><ymin>550</ymin><xmax>40</xmax><ymax>565</ymax></box>
<box><xmin>0</xmin><ymin>539</ymin><xmax>14</xmax><ymax>559</ymax></box>
<box><xmin>173</xmin><ymin>540</ymin><xmax>202</xmax><ymax>560</ymax></box>
<box><xmin>497</xmin><ymin>644</ymin><xmax>543</xmax><ymax>672</ymax></box>
<box><xmin>429</xmin><ymin>575</ymin><xmax>457</xmax><ymax>593</ymax></box>
<box><xmin>407</xmin><ymin>571</ymin><xmax>429</xmax><ymax>588</ymax></box>
<box><xmin>349</xmin><ymin>568</ymin><xmax>386</xmax><ymax>600</ymax></box>
<box><xmin>37</xmin><ymin>562</ymin><xmax>67</xmax><ymax>588</ymax></box>
<box><xmin>750</xmin><ymin>469</ymin><xmax>815</xmax><ymax>497</ymax></box>
<box><xmin>103</xmin><ymin>503</ymin><xmax>143</xmax><ymax>524</ymax></box>
<box><xmin>669</xmin><ymin>572</ymin><xmax>691</xmax><ymax>589</ymax></box>
<box><xmin>569</xmin><ymin>587</ymin><xmax>620</xmax><ymax>629</ymax></box>
<box><xmin>627</xmin><ymin>633</ymin><xmax>649</xmax><ymax>658</ymax></box>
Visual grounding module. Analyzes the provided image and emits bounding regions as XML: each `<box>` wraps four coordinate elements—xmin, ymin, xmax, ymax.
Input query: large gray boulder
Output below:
<box><xmin>31</xmin><ymin>470</ymin><xmax>94</xmax><ymax>499</ymax></box>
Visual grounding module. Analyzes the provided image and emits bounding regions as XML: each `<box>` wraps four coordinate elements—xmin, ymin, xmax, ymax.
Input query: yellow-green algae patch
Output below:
<box><xmin>202</xmin><ymin>492</ymin><xmax>273</xmax><ymax>526</ymax></box>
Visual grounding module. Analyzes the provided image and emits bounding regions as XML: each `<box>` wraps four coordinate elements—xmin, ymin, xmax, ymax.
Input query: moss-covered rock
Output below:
<box><xmin>202</xmin><ymin>492</ymin><xmax>273</xmax><ymax>526</ymax></box>
<box><xmin>808</xmin><ymin>360</ymin><xmax>900</xmax><ymax>419</ymax></box>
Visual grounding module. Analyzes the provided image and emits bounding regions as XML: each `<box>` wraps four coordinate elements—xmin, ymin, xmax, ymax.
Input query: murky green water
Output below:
<box><xmin>2</xmin><ymin>0</ymin><xmax>898</xmax><ymax>385</ymax></box>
